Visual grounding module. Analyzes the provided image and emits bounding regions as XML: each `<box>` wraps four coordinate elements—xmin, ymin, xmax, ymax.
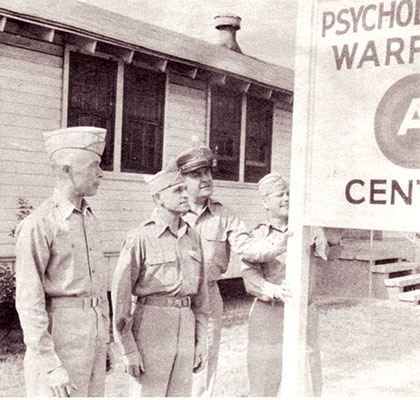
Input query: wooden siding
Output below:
<box><xmin>271</xmin><ymin>104</ymin><xmax>293</xmax><ymax>180</ymax></box>
<box><xmin>163</xmin><ymin>81</ymin><xmax>207</xmax><ymax>164</ymax></box>
<box><xmin>0</xmin><ymin>0</ymin><xmax>294</xmax><ymax>92</ymax></box>
<box><xmin>0</xmin><ymin>42</ymin><xmax>62</xmax><ymax>256</ymax></box>
<box><xmin>0</xmin><ymin>41</ymin><xmax>295</xmax><ymax>282</ymax></box>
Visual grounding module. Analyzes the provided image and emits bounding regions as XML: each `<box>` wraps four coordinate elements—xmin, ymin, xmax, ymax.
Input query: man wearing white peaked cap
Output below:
<box><xmin>15</xmin><ymin>126</ymin><xmax>114</xmax><ymax>397</ymax></box>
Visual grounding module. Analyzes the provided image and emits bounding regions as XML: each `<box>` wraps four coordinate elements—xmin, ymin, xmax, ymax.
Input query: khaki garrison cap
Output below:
<box><xmin>43</xmin><ymin>127</ymin><xmax>107</xmax><ymax>158</ymax></box>
<box><xmin>258</xmin><ymin>173</ymin><xmax>288</xmax><ymax>197</ymax></box>
<box><xmin>176</xmin><ymin>146</ymin><xmax>215</xmax><ymax>173</ymax></box>
<box><xmin>148</xmin><ymin>159</ymin><xmax>185</xmax><ymax>195</ymax></box>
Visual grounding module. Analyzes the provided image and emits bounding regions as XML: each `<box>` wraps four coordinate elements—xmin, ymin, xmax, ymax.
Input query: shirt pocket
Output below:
<box><xmin>201</xmin><ymin>229</ymin><xmax>228</xmax><ymax>268</ymax></box>
<box><xmin>144</xmin><ymin>249</ymin><xmax>179</xmax><ymax>286</ymax></box>
<box><xmin>183</xmin><ymin>250</ymin><xmax>202</xmax><ymax>291</ymax></box>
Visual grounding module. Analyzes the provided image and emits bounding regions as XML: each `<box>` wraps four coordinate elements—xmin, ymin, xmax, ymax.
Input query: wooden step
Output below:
<box><xmin>385</xmin><ymin>273</ymin><xmax>420</xmax><ymax>288</ymax></box>
<box><xmin>371</xmin><ymin>261</ymin><xmax>417</xmax><ymax>274</ymax></box>
<box><xmin>399</xmin><ymin>289</ymin><xmax>420</xmax><ymax>303</ymax></box>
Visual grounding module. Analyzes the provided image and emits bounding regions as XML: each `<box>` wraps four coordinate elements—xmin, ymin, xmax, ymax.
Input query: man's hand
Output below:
<box><xmin>106</xmin><ymin>344</ymin><xmax>115</xmax><ymax>374</ymax></box>
<box><xmin>273</xmin><ymin>280</ymin><xmax>292</xmax><ymax>302</ymax></box>
<box><xmin>123</xmin><ymin>350</ymin><xmax>145</xmax><ymax>377</ymax></box>
<box><xmin>45</xmin><ymin>366</ymin><xmax>78</xmax><ymax>397</ymax></box>
<box><xmin>193</xmin><ymin>344</ymin><xmax>207</xmax><ymax>373</ymax></box>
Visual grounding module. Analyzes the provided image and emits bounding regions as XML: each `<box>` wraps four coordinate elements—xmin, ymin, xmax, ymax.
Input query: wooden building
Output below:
<box><xmin>0</xmin><ymin>0</ymin><xmax>294</xmax><ymax>285</ymax></box>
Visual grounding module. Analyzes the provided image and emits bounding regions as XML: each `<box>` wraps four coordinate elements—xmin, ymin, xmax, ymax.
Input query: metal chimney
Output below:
<box><xmin>214</xmin><ymin>15</ymin><xmax>242</xmax><ymax>53</ymax></box>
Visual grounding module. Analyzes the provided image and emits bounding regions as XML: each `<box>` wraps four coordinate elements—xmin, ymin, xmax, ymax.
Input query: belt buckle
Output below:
<box><xmin>174</xmin><ymin>298</ymin><xmax>183</xmax><ymax>308</ymax></box>
<box><xmin>84</xmin><ymin>297</ymin><xmax>99</xmax><ymax>308</ymax></box>
<box><xmin>92</xmin><ymin>297</ymin><xmax>99</xmax><ymax>307</ymax></box>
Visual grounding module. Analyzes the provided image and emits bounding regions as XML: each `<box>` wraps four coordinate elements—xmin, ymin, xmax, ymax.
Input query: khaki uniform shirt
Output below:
<box><xmin>242</xmin><ymin>222</ymin><xmax>322</xmax><ymax>302</ymax></box>
<box><xmin>15</xmin><ymin>188</ymin><xmax>110</xmax><ymax>373</ymax></box>
<box><xmin>182</xmin><ymin>199</ymin><xmax>287</xmax><ymax>282</ymax></box>
<box><xmin>112</xmin><ymin>208</ymin><xmax>209</xmax><ymax>358</ymax></box>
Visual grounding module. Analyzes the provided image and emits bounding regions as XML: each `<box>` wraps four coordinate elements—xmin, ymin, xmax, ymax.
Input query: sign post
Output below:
<box><xmin>281</xmin><ymin>0</ymin><xmax>420</xmax><ymax>396</ymax></box>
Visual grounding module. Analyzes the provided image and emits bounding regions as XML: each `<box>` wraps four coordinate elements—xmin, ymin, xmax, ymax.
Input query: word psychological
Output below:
<box><xmin>322</xmin><ymin>0</ymin><xmax>420</xmax><ymax>70</ymax></box>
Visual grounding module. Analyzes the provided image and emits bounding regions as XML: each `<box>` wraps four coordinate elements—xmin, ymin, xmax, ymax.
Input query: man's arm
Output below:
<box><xmin>111</xmin><ymin>234</ymin><xmax>144</xmax><ymax>376</ymax></box>
<box><xmin>190</xmin><ymin>240</ymin><xmax>209</xmax><ymax>373</ymax></box>
<box><xmin>241</xmin><ymin>260</ymin><xmax>291</xmax><ymax>302</ymax></box>
<box><xmin>226</xmin><ymin>212</ymin><xmax>288</xmax><ymax>263</ymax></box>
<box><xmin>15</xmin><ymin>219</ymin><xmax>62</xmax><ymax>373</ymax></box>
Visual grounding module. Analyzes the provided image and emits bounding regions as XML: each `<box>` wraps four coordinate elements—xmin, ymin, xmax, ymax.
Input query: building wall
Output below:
<box><xmin>0</xmin><ymin>40</ymin><xmax>62</xmax><ymax>256</ymax></box>
<box><xmin>0</xmin><ymin>34</ymin><xmax>294</xmax><ymax>283</ymax></box>
<box><xmin>272</xmin><ymin>104</ymin><xmax>293</xmax><ymax>180</ymax></box>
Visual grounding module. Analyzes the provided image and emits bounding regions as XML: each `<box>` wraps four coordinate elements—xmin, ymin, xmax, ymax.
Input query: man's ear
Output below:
<box><xmin>152</xmin><ymin>193</ymin><xmax>163</xmax><ymax>207</ymax></box>
<box><xmin>261</xmin><ymin>196</ymin><xmax>269</xmax><ymax>211</ymax></box>
<box><xmin>62</xmin><ymin>165</ymin><xmax>71</xmax><ymax>175</ymax></box>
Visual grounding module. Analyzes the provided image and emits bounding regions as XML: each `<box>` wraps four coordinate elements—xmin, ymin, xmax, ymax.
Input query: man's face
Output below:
<box><xmin>158</xmin><ymin>182</ymin><xmax>189</xmax><ymax>214</ymax></box>
<box><xmin>183</xmin><ymin>167</ymin><xmax>214</xmax><ymax>202</ymax></box>
<box><xmin>262</xmin><ymin>188</ymin><xmax>289</xmax><ymax>219</ymax></box>
<box><xmin>68</xmin><ymin>150</ymin><xmax>103</xmax><ymax>197</ymax></box>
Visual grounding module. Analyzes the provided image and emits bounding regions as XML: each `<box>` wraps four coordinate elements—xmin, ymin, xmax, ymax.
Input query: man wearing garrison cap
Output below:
<box><xmin>15</xmin><ymin>127</ymin><xmax>114</xmax><ymax>397</ymax></box>
<box><xmin>112</xmin><ymin>160</ymin><xmax>209</xmax><ymax>397</ymax></box>
<box><xmin>176</xmin><ymin>146</ymin><xmax>289</xmax><ymax>397</ymax></box>
<box><xmin>242</xmin><ymin>172</ymin><xmax>328</xmax><ymax>397</ymax></box>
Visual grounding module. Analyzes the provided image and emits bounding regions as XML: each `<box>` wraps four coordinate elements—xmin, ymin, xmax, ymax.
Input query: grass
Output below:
<box><xmin>2</xmin><ymin>296</ymin><xmax>420</xmax><ymax>397</ymax></box>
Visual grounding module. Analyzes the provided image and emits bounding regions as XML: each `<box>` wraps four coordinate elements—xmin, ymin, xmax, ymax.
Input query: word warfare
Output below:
<box><xmin>322</xmin><ymin>0</ymin><xmax>420</xmax><ymax>70</ymax></box>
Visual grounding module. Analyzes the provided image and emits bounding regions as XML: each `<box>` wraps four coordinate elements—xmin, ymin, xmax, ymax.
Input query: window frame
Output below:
<box><xmin>208</xmin><ymin>85</ymin><xmax>274</xmax><ymax>184</ymax></box>
<box><xmin>62</xmin><ymin>45</ymin><xmax>168</xmax><ymax>181</ymax></box>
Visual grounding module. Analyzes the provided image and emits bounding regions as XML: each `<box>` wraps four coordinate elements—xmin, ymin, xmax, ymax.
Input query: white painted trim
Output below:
<box><xmin>122</xmin><ymin>49</ymin><xmax>134</xmax><ymax>64</ymax></box>
<box><xmin>0</xmin><ymin>16</ymin><xmax>6</xmax><ymax>32</ymax></box>
<box><xmin>66</xmin><ymin>35</ymin><xmax>97</xmax><ymax>54</ymax></box>
<box><xmin>205</xmin><ymin>84</ymin><xmax>211</xmax><ymax>146</ymax></box>
<box><xmin>156</xmin><ymin>59</ymin><xmax>168</xmax><ymax>72</ymax></box>
<box><xmin>61</xmin><ymin>46</ymin><xmax>70</xmax><ymax>128</ymax></box>
<box><xmin>239</xmin><ymin>93</ymin><xmax>246</xmax><ymax>182</ymax></box>
<box><xmin>188</xmin><ymin>67</ymin><xmax>198</xmax><ymax>79</ymax></box>
<box><xmin>162</xmin><ymin>73</ymin><xmax>170</xmax><ymax>166</ymax></box>
<box><xmin>113</xmin><ymin>60</ymin><xmax>124</xmax><ymax>173</ymax></box>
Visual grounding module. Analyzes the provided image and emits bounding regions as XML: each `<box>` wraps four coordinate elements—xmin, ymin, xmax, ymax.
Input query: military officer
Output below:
<box><xmin>15</xmin><ymin>127</ymin><xmax>114</xmax><ymax>397</ymax></box>
<box><xmin>112</xmin><ymin>160</ymin><xmax>209</xmax><ymax>397</ymax></box>
<box><xmin>175</xmin><ymin>147</ymin><xmax>289</xmax><ymax>397</ymax></box>
<box><xmin>242</xmin><ymin>173</ymin><xmax>328</xmax><ymax>397</ymax></box>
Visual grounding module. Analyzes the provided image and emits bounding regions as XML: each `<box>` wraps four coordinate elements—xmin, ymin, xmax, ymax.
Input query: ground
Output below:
<box><xmin>2</xmin><ymin>296</ymin><xmax>420</xmax><ymax>397</ymax></box>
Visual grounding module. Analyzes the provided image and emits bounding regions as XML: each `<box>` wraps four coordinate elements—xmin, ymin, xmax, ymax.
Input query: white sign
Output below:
<box><xmin>295</xmin><ymin>0</ymin><xmax>420</xmax><ymax>232</ymax></box>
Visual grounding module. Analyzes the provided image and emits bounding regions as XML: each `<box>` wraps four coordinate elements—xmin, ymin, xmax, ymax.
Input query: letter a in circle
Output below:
<box><xmin>397</xmin><ymin>98</ymin><xmax>420</xmax><ymax>136</ymax></box>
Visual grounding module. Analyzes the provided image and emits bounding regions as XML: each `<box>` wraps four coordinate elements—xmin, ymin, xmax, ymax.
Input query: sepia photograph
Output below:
<box><xmin>0</xmin><ymin>0</ymin><xmax>420</xmax><ymax>397</ymax></box>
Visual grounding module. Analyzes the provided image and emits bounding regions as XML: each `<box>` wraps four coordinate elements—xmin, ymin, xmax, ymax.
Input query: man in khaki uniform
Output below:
<box><xmin>112</xmin><ymin>160</ymin><xmax>209</xmax><ymax>397</ymax></box>
<box><xmin>15</xmin><ymin>127</ymin><xmax>113</xmax><ymax>397</ymax></box>
<box><xmin>242</xmin><ymin>173</ymin><xmax>328</xmax><ymax>397</ymax></box>
<box><xmin>175</xmin><ymin>147</ymin><xmax>289</xmax><ymax>397</ymax></box>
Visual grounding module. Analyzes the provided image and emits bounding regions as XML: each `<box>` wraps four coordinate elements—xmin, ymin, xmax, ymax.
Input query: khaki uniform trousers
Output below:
<box><xmin>24</xmin><ymin>304</ymin><xmax>107</xmax><ymax>397</ymax></box>
<box><xmin>192</xmin><ymin>281</ymin><xmax>223</xmax><ymax>397</ymax></box>
<box><xmin>247</xmin><ymin>299</ymin><xmax>322</xmax><ymax>397</ymax></box>
<box><xmin>129</xmin><ymin>303</ymin><xmax>195</xmax><ymax>397</ymax></box>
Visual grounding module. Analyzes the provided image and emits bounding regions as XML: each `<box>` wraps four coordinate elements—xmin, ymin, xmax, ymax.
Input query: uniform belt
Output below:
<box><xmin>138</xmin><ymin>296</ymin><xmax>191</xmax><ymax>308</ymax></box>
<box><xmin>46</xmin><ymin>296</ymin><xmax>100</xmax><ymax>309</ymax></box>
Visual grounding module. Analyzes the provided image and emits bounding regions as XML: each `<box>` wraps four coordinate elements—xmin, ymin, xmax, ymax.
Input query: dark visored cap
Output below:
<box><xmin>176</xmin><ymin>146</ymin><xmax>215</xmax><ymax>173</ymax></box>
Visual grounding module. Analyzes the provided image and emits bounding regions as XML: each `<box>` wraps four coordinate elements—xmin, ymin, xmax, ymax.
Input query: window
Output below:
<box><xmin>245</xmin><ymin>97</ymin><xmax>273</xmax><ymax>182</ymax></box>
<box><xmin>209</xmin><ymin>87</ymin><xmax>274</xmax><ymax>183</ymax></box>
<box><xmin>210</xmin><ymin>88</ymin><xmax>242</xmax><ymax>181</ymax></box>
<box><xmin>121</xmin><ymin>64</ymin><xmax>165</xmax><ymax>174</ymax></box>
<box><xmin>67</xmin><ymin>52</ymin><xmax>117</xmax><ymax>171</ymax></box>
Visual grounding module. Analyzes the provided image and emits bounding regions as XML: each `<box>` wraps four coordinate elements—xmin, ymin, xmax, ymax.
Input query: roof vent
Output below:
<box><xmin>214</xmin><ymin>15</ymin><xmax>242</xmax><ymax>53</ymax></box>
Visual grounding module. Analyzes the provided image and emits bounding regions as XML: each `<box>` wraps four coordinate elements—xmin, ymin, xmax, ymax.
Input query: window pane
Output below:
<box><xmin>68</xmin><ymin>52</ymin><xmax>117</xmax><ymax>171</ymax></box>
<box><xmin>121</xmin><ymin>64</ymin><xmax>165</xmax><ymax>174</ymax></box>
<box><xmin>245</xmin><ymin>97</ymin><xmax>273</xmax><ymax>183</ymax></box>
<box><xmin>210</xmin><ymin>88</ymin><xmax>242</xmax><ymax>181</ymax></box>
